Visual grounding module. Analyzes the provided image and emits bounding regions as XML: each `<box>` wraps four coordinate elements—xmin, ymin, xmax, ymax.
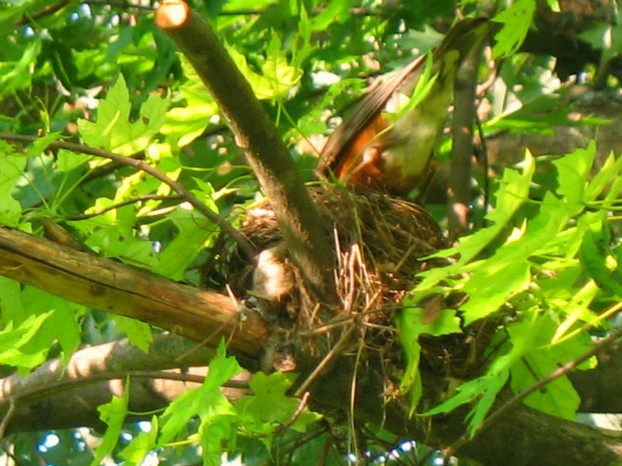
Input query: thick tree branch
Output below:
<box><xmin>448</xmin><ymin>45</ymin><xmax>482</xmax><ymax>241</ymax></box>
<box><xmin>3</xmin><ymin>320</ymin><xmax>622</xmax><ymax>465</ymax></box>
<box><xmin>571</xmin><ymin>341</ymin><xmax>622</xmax><ymax>414</ymax></box>
<box><xmin>312</xmin><ymin>358</ymin><xmax>622</xmax><ymax>466</ymax></box>
<box><xmin>0</xmin><ymin>226</ymin><xmax>268</xmax><ymax>358</ymax></box>
<box><xmin>0</xmin><ymin>334</ymin><xmax>250</xmax><ymax>432</ymax></box>
<box><xmin>155</xmin><ymin>1</ymin><xmax>336</xmax><ymax>303</ymax></box>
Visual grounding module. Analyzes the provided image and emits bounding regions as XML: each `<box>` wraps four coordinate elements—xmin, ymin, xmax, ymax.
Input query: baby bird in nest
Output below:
<box><xmin>250</xmin><ymin>243</ymin><xmax>299</xmax><ymax>373</ymax></box>
<box><xmin>250</xmin><ymin>243</ymin><xmax>297</xmax><ymax>320</ymax></box>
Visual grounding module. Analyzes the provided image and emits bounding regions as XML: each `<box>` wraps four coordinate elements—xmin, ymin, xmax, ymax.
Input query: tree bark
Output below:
<box><xmin>0</xmin><ymin>334</ymin><xmax>250</xmax><ymax>432</ymax></box>
<box><xmin>0</xmin><ymin>226</ymin><xmax>268</xmax><ymax>359</ymax></box>
<box><xmin>448</xmin><ymin>42</ymin><xmax>483</xmax><ymax>241</ymax></box>
<box><xmin>2</xmin><ymin>327</ymin><xmax>622</xmax><ymax>465</ymax></box>
<box><xmin>155</xmin><ymin>0</ymin><xmax>336</xmax><ymax>303</ymax></box>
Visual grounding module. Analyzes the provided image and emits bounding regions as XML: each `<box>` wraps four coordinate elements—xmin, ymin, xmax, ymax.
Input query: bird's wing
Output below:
<box><xmin>317</xmin><ymin>54</ymin><xmax>427</xmax><ymax>176</ymax></box>
<box><xmin>317</xmin><ymin>18</ymin><xmax>490</xmax><ymax>179</ymax></box>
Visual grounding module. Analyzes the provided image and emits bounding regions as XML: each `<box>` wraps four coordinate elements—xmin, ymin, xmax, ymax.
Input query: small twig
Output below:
<box><xmin>1</xmin><ymin>370</ymin><xmax>251</xmax><ymax>410</ymax></box>
<box><xmin>474</xmin><ymin>116</ymin><xmax>490</xmax><ymax>226</ymax></box>
<box><xmin>294</xmin><ymin>325</ymin><xmax>357</xmax><ymax>397</ymax></box>
<box><xmin>0</xmin><ymin>133</ymin><xmax>255</xmax><ymax>257</ymax></box>
<box><xmin>297</xmin><ymin>307</ymin><xmax>387</xmax><ymax>337</ymax></box>
<box><xmin>175</xmin><ymin>315</ymin><xmax>240</xmax><ymax>363</ymax></box>
<box><xmin>16</xmin><ymin>0</ymin><xmax>69</xmax><ymax>25</ymax></box>
<box><xmin>83</xmin><ymin>0</ymin><xmax>155</xmax><ymax>11</ymax></box>
<box><xmin>348</xmin><ymin>334</ymin><xmax>366</xmax><ymax>461</ymax></box>
<box><xmin>0</xmin><ymin>399</ymin><xmax>16</xmax><ymax>443</ymax></box>
<box><xmin>66</xmin><ymin>194</ymin><xmax>183</xmax><ymax>220</ymax></box>
<box><xmin>274</xmin><ymin>392</ymin><xmax>311</xmax><ymax>434</ymax></box>
<box><xmin>445</xmin><ymin>325</ymin><xmax>622</xmax><ymax>457</ymax></box>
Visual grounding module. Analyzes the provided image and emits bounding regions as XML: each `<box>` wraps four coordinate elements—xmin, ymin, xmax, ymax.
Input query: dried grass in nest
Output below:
<box><xmin>202</xmin><ymin>185</ymin><xmax>497</xmax><ymax>378</ymax></box>
<box><xmin>238</xmin><ymin>185</ymin><xmax>444</xmax><ymax>307</ymax></box>
<box><xmin>225</xmin><ymin>185</ymin><xmax>446</xmax><ymax>367</ymax></box>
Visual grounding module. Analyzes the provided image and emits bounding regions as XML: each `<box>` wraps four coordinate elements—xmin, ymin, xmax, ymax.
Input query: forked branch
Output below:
<box><xmin>155</xmin><ymin>0</ymin><xmax>336</xmax><ymax>303</ymax></box>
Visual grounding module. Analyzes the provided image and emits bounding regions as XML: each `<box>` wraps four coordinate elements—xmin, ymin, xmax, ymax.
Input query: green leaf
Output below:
<box><xmin>399</xmin><ymin>338</ymin><xmax>422</xmax><ymax>413</ymax></box>
<box><xmin>510</xmin><ymin>313</ymin><xmax>584</xmax><ymax>419</ymax></box>
<box><xmin>0</xmin><ymin>277</ymin><xmax>24</xmax><ymax>324</ymax></box>
<box><xmin>114</xmin><ymin>316</ymin><xmax>153</xmax><ymax>353</ymax></box>
<box><xmin>0</xmin><ymin>40</ymin><xmax>41</xmax><ymax>97</ymax></box>
<box><xmin>455</xmin><ymin>150</ymin><xmax>535</xmax><ymax>265</ymax></box>
<box><xmin>152</xmin><ymin>185</ymin><xmax>220</xmax><ymax>280</ymax></box>
<box><xmin>0</xmin><ymin>146</ymin><xmax>27</xmax><ymax>226</ymax></box>
<box><xmin>415</xmin><ymin>151</ymin><xmax>535</xmax><ymax>294</ymax></box>
<box><xmin>68</xmin><ymin>200</ymin><xmax>159</xmax><ymax>267</ymax></box>
<box><xmin>264</xmin><ymin>35</ymin><xmax>303</xmax><ymax>98</ymax></box>
<box><xmin>0</xmin><ymin>282</ymin><xmax>82</xmax><ymax>369</ymax></box>
<box><xmin>119</xmin><ymin>417</ymin><xmax>158</xmax><ymax>466</ymax></box>
<box><xmin>390</xmin><ymin>54</ymin><xmax>438</xmax><ymax>121</ymax></box>
<box><xmin>227</xmin><ymin>40</ymin><xmax>301</xmax><ymax>101</ymax></box>
<box><xmin>423</xmin><ymin>311</ymin><xmax>542</xmax><ymax>435</ymax></box>
<box><xmin>238</xmin><ymin>372</ymin><xmax>298</xmax><ymax>424</ymax></box>
<box><xmin>460</xmin><ymin>260</ymin><xmax>531</xmax><ymax>325</ymax></box>
<box><xmin>511</xmin><ymin>356</ymin><xmax>580</xmax><ymax>419</ymax></box>
<box><xmin>464</xmin><ymin>368</ymin><xmax>509</xmax><ymax>435</ymax></box>
<box><xmin>579</xmin><ymin>223</ymin><xmax>622</xmax><ymax>297</ymax></box>
<box><xmin>492</xmin><ymin>0</ymin><xmax>535</xmax><ymax>58</ymax></box>
<box><xmin>585</xmin><ymin>150</ymin><xmax>622</xmax><ymax>202</ymax></box>
<box><xmin>162</xmin><ymin>56</ymin><xmax>218</xmax><ymax>147</ymax></box>
<box><xmin>158</xmin><ymin>342</ymin><xmax>242</xmax><ymax>446</ymax></box>
<box><xmin>78</xmin><ymin>74</ymin><xmax>168</xmax><ymax>155</ymax></box>
<box><xmin>552</xmin><ymin>141</ymin><xmax>595</xmax><ymax>215</ymax></box>
<box><xmin>236</xmin><ymin>372</ymin><xmax>321</xmax><ymax>437</ymax></box>
<box><xmin>397</xmin><ymin>305</ymin><xmax>461</xmax><ymax>412</ymax></box>
<box><xmin>0</xmin><ymin>311</ymin><xmax>55</xmax><ymax>370</ymax></box>
<box><xmin>310</xmin><ymin>0</ymin><xmax>350</xmax><ymax>30</ymax></box>
<box><xmin>19</xmin><ymin>288</ymin><xmax>83</xmax><ymax>365</ymax></box>
<box><xmin>56</xmin><ymin>148</ymin><xmax>90</xmax><ymax>172</ymax></box>
<box><xmin>422</xmin><ymin>367</ymin><xmax>509</xmax><ymax>424</ymax></box>
<box><xmin>91</xmin><ymin>380</ymin><xmax>131</xmax><ymax>466</ymax></box>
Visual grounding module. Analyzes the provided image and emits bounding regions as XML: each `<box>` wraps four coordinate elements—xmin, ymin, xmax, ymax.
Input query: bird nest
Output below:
<box><xmin>210</xmin><ymin>185</ymin><xmax>452</xmax><ymax>371</ymax></box>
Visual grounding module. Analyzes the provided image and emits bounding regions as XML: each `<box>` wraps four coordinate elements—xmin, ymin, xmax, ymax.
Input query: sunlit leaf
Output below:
<box><xmin>91</xmin><ymin>380</ymin><xmax>131</xmax><ymax>466</ymax></box>
<box><xmin>119</xmin><ymin>417</ymin><xmax>158</xmax><ymax>466</ymax></box>
<box><xmin>78</xmin><ymin>75</ymin><xmax>168</xmax><ymax>155</ymax></box>
<box><xmin>492</xmin><ymin>0</ymin><xmax>535</xmax><ymax>58</ymax></box>
<box><xmin>115</xmin><ymin>315</ymin><xmax>153</xmax><ymax>353</ymax></box>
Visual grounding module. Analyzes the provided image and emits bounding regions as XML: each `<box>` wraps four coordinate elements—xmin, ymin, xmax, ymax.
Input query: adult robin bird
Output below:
<box><xmin>317</xmin><ymin>18</ymin><xmax>490</xmax><ymax>196</ymax></box>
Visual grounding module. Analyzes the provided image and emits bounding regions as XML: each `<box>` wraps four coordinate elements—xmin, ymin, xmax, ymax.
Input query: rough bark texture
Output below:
<box><xmin>0</xmin><ymin>334</ymin><xmax>254</xmax><ymax>433</ymax></box>
<box><xmin>448</xmin><ymin>44</ymin><xmax>482</xmax><ymax>240</ymax></box>
<box><xmin>0</xmin><ymin>226</ymin><xmax>268</xmax><ymax>358</ymax></box>
<box><xmin>2</xmin><ymin>317</ymin><xmax>622</xmax><ymax>465</ymax></box>
<box><xmin>2</xmin><ymin>3</ymin><xmax>622</xmax><ymax>465</ymax></box>
<box><xmin>156</xmin><ymin>1</ymin><xmax>336</xmax><ymax>303</ymax></box>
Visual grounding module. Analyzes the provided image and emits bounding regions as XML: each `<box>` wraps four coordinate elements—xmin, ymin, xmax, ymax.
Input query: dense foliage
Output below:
<box><xmin>1</xmin><ymin>0</ymin><xmax>622</xmax><ymax>465</ymax></box>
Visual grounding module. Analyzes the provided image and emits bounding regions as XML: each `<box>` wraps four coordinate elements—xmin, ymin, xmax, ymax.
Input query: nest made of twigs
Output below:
<box><xmin>225</xmin><ymin>186</ymin><xmax>443</xmax><ymax>360</ymax></box>
<box><xmin>241</xmin><ymin>185</ymin><xmax>442</xmax><ymax>309</ymax></box>
<box><xmin>204</xmin><ymin>184</ymin><xmax>496</xmax><ymax>377</ymax></box>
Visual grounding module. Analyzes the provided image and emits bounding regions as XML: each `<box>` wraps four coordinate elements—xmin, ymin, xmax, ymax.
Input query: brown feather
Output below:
<box><xmin>318</xmin><ymin>18</ymin><xmax>491</xmax><ymax>194</ymax></box>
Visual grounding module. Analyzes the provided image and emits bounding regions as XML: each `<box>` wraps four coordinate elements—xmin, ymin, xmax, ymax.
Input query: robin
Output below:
<box><xmin>317</xmin><ymin>18</ymin><xmax>490</xmax><ymax>196</ymax></box>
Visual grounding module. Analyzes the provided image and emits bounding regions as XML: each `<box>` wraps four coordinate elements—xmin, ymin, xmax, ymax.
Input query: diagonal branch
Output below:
<box><xmin>155</xmin><ymin>1</ymin><xmax>336</xmax><ymax>303</ymax></box>
<box><xmin>0</xmin><ymin>133</ymin><xmax>255</xmax><ymax>257</ymax></box>
<box><xmin>0</xmin><ymin>334</ymin><xmax>250</xmax><ymax>433</ymax></box>
<box><xmin>448</xmin><ymin>45</ymin><xmax>483</xmax><ymax>241</ymax></box>
<box><xmin>0</xmin><ymin>226</ymin><xmax>268</xmax><ymax>358</ymax></box>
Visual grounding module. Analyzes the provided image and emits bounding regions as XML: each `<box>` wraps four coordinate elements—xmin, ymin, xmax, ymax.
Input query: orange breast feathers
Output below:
<box><xmin>331</xmin><ymin>112</ymin><xmax>391</xmax><ymax>186</ymax></box>
<box><xmin>317</xmin><ymin>18</ymin><xmax>490</xmax><ymax>196</ymax></box>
